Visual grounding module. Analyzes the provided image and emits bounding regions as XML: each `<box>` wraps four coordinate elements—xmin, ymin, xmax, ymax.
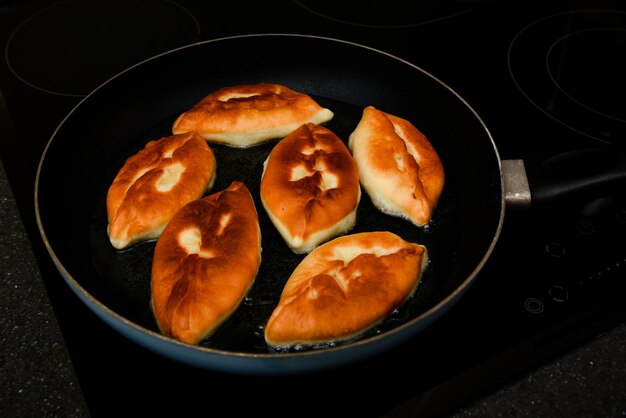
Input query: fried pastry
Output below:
<box><xmin>106</xmin><ymin>131</ymin><xmax>216</xmax><ymax>249</ymax></box>
<box><xmin>172</xmin><ymin>83</ymin><xmax>334</xmax><ymax>147</ymax></box>
<box><xmin>151</xmin><ymin>181</ymin><xmax>262</xmax><ymax>345</ymax></box>
<box><xmin>264</xmin><ymin>231</ymin><xmax>428</xmax><ymax>347</ymax></box>
<box><xmin>348</xmin><ymin>106</ymin><xmax>444</xmax><ymax>226</ymax></box>
<box><xmin>260</xmin><ymin>122</ymin><xmax>361</xmax><ymax>253</ymax></box>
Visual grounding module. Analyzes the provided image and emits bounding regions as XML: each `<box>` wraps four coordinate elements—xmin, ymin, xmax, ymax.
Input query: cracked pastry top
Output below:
<box><xmin>172</xmin><ymin>83</ymin><xmax>334</xmax><ymax>148</ymax></box>
<box><xmin>264</xmin><ymin>231</ymin><xmax>428</xmax><ymax>348</ymax></box>
<box><xmin>349</xmin><ymin>106</ymin><xmax>444</xmax><ymax>227</ymax></box>
<box><xmin>151</xmin><ymin>181</ymin><xmax>262</xmax><ymax>345</ymax></box>
<box><xmin>106</xmin><ymin>131</ymin><xmax>216</xmax><ymax>250</ymax></box>
<box><xmin>260</xmin><ymin>122</ymin><xmax>361</xmax><ymax>253</ymax></box>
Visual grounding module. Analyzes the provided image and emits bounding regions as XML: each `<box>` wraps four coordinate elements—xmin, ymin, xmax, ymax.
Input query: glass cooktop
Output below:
<box><xmin>1</xmin><ymin>0</ymin><xmax>624</xmax><ymax>416</ymax></box>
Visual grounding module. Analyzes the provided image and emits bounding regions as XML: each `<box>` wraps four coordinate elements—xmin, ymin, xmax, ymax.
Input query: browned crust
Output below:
<box><xmin>172</xmin><ymin>83</ymin><xmax>334</xmax><ymax>147</ymax></box>
<box><xmin>151</xmin><ymin>181</ymin><xmax>261</xmax><ymax>345</ymax></box>
<box><xmin>264</xmin><ymin>231</ymin><xmax>428</xmax><ymax>347</ymax></box>
<box><xmin>348</xmin><ymin>106</ymin><xmax>444</xmax><ymax>226</ymax></box>
<box><xmin>260</xmin><ymin>122</ymin><xmax>361</xmax><ymax>253</ymax></box>
<box><xmin>106</xmin><ymin>131</ymin><xmax>216</xmax><ymax>249</ymax></box>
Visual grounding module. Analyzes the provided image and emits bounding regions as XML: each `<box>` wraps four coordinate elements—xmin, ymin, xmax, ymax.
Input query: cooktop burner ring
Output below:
<box><xmin>5</xmin><ymin>0</ymin><xmax>201</xmax><ymax>98</ymax></box>
<box><xmin>293</xmin><ymin>0</ymin><xmax>473</xmax><ymax>29</ymax></box>
<box><xmin>546</xmin><ymin>27</ymin><xmax>626</xmax><ymax>124</ymax></box>
<box><xmin>507</xmin><ymin>9</ymin><xmax>626</xmax><ymax>145</ymax></box>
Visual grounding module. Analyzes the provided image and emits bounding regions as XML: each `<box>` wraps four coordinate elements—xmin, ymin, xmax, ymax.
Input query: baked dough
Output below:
<box><xmin>107</xmin><ymin>131</ymin><xmax>216</xmax><ymax>250</ymax></box>
<box><xmin>260</xmin><ymin>122</ymin><xmax>361</xmax><ymax>253</ymax></box>
<box><xmin>348</xmin><ymin>106</ymin><xmax>444</xmax><ymax>226</ymax></box>
<box><xmin>172</xmin><ymin>83</ymin><xmax>334</xmax><ymax>147</ymax></box>
<box><xmin>264</xmin><ymin>231</ymin><xmax>428</xmax><ymax>347</ymax></box>
<box><xmin>151</xmin><ymin>181</ymin><xmax>262</xmax><ymax>345</ymax></box>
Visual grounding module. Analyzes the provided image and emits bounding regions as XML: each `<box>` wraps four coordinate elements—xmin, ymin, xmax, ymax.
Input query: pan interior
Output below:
<box><xmin>36</xmin><ymin>35</ymin><xmax>502</xmax><ymax>356</ymax></box>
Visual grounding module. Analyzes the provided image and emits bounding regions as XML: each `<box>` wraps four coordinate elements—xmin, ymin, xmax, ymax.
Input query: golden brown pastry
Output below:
<box><xmin>348</xmin><ymin>106</ymin><xmax>444</xmax><ymax>226</ymax></box>
<box><xmin>264</xmin><ymin>231</ymin><xmax>428</xmax><ymax>347</ymax></box>
<box><xmin>107</xmin><ymin>131</ymin><xmax>216</xmax><ymax>250</ymax></box>
<box><xmin>151</xmin><ymin>181</ymin><xmax>262</xmax><ymax>345</ymax></box>
<box><xmin>171</xmin><ymin>83</ymin><xmax>334</xmax><ymax>147</ymax></box>
<box><xmin>260</xmin><ymin>122</ymin><xmax>361</xmax><ymax>253</ymax></box>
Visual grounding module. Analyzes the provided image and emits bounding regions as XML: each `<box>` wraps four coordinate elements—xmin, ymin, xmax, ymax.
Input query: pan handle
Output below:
<box><xmin>502</xmin><ymin>147</ymin><xmax>626</xmax><ymax>209</ymax></box>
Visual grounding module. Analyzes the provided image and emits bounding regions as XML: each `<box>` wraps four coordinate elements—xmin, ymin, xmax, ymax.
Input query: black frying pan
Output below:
<box><xmin>34</xmin><ymin>34</ymin><xmax>509</xmax><ymax>375</ymax></box>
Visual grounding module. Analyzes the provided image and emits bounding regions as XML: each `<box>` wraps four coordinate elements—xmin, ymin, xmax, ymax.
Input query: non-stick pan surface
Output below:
<box><xmin>35</xmin><ymin>34</ymin><xmax>504</xmax><ymax>375</ymax></box>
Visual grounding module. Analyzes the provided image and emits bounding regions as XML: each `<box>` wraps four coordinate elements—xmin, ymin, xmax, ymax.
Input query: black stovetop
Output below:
<box><xmin>1</xmin><ymin>0</ymin><xmax>625</xmax><ymax>416</ymax></box>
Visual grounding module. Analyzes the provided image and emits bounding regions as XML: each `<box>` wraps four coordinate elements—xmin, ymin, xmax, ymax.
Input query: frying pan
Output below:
<box><xmin>35</xmin><ymin>34</ymin><xmax>622</xmax><ymax>376</ymax></box>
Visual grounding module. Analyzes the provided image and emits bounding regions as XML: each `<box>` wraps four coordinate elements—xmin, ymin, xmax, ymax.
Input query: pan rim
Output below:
<box><xmin>34</xmin><ymin>33</ymin><xmax>506</xmax><ymax>373</ymax></box>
